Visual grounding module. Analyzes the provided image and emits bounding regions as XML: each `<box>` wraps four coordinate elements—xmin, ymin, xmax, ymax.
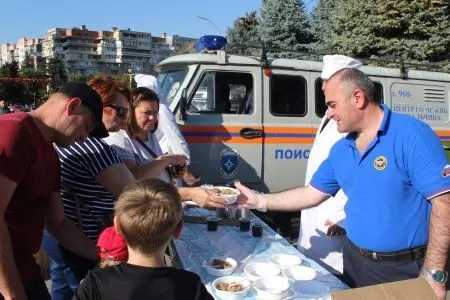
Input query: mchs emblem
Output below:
<box><xmin>374</xmin><ymin>156</ymin><xmax>388</xmax><ymax>170</ymax></box>
<box><xmin>443</xmin><ymin>165</ymin><xmax>450</xmax><ymax>178</ymax></box>
<box><xmin>220</xmin><ymin>148</ymin><xmax>239</xmax><ymax>179</ymax></box>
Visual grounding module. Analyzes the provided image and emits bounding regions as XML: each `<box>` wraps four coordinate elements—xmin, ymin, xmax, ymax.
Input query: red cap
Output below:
<box><xmin>96</xmin><ymin>226</ymin><xmax>128</xmax><ymax>261</ymax></box>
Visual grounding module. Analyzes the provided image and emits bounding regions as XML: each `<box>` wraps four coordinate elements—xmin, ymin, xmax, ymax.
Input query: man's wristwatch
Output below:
<box><xmin>421</xmin><ymin>268</ymin><xmax>448</xmax><ymax>284</ymax></box>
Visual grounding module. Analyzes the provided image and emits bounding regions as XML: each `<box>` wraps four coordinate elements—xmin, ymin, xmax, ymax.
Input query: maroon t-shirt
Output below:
<box><xmin>0</xmin><ymin>112</ymin><xmax>60</xmax><ymax>281</ymax></box>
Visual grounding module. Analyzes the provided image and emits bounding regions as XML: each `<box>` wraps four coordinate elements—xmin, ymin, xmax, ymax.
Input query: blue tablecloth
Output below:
<box><xmin>172</xmin><ymin>207</ymin><xmax>349</xmax><ymax>299</ymax></box>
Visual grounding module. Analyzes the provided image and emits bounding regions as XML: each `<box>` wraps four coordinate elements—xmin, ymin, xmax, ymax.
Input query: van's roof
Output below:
<box><xmin>156</xmin><ymin>51</ymin><xmax>450</xmax><ymax>82</ymax></box>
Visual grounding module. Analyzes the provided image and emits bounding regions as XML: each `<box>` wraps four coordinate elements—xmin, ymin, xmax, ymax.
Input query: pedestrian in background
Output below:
<box><xmin>0</xmin><ymin>98</ymin><xmax>12</xmax><ymax>114</ymax></box>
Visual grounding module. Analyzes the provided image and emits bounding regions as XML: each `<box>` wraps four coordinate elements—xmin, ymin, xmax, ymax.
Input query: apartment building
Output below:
<box><xmin>0</xmin><ymin>38</ymin><xmax>44</xmax><ymax>69</ymax></box>
<box><xmin>2</xmin><ymin>25</ymin><xmax>197</xmax><ymax>75</ymax></box>
<box><xmin>112</xmin><ymin>27</ymin><xmax>153</xmax><ymax>74</ymax></box>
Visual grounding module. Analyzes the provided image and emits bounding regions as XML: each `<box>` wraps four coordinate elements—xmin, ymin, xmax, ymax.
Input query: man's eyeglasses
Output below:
<box><xmin>105</xmin><ymin>104</ymin><xmax>128</xmax><ymax>118</ymax></box>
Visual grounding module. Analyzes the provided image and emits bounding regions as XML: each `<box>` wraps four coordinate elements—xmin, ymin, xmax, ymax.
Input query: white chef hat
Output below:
<box><xmin>134</xmin><ymin>74</ymin><xmax>160</xmax><ymax>94</ymax></box>
<box><xmin>321</xmin><ymin>55</ymin><xmax>362</xmax><ymax>80</ymax></box>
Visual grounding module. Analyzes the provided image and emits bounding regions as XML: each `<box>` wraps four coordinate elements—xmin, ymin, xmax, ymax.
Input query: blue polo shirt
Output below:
<box><xmin>310</xmin><ymin>104</ymin><xmax>450</xmax><ymax>252</ymax></box>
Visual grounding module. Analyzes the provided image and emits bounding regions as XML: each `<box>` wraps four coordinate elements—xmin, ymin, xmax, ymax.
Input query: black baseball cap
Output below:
<box><xmin>58</xmin><ymin>82</ymin><xmax>109</xmax><ymax>138</ymax></box>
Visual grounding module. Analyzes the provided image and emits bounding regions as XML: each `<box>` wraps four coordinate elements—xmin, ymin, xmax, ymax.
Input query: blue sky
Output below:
<box><xmin>0</xmin><ymin>0</ymin><xmax>316</xmax><ymax>44</ymax></box>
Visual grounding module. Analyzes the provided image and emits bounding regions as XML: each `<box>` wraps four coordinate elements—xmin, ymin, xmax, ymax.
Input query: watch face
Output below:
<box><xmin>432</xmin><ymin>271</ymin><xmax>446</xmax><ymax>283</ymax></box>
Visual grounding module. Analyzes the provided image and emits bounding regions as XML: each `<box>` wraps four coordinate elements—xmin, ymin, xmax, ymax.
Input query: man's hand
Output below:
<box><xmin>422</xmin><ymin>277</ymin><xmax>447</xmax><ymax>300</ymax></box>
<box><xmin>324</xmin><ymin>219</ymin><xmax>346</xmax><ymax>237</ymax></box>
<box><xmin>158</xmin><ymin>154</ymin><xmax>188</xmax><ymax>166</ymax></box>
<box><xmin>234</xmin><ymin>181</ymin><xmax>267</xmax><ymax>211</ymax></box>
<box><xmin>188</xmin><ymin>187</ymin><xmax>226</xmax><ymax>208</ymax></box>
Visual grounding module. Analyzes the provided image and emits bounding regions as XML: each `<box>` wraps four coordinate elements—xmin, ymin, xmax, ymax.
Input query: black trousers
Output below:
<box><xmin>342</xmin><ymin>238</ymin><xmax>424</xmax><ymax>288</ymax></box>
<box><xmin>59</xmin><ymin>245</ymin><xmax>98</xmax><ymax>282</ymax></box>
<box><xmin>0</xmin><ymin>267</ymin><xmax>51</xmax><ymax>300</ymax></box>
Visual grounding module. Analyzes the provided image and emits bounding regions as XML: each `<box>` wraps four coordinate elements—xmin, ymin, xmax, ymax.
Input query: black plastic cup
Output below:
<box><xmin>252</xmin><ymin>223</ymin><xmax>263</xmax><ymax>237</ymax></box>
<box><xmin>239</xmin><ymin>218</ymin><xmax>251</xmax><ymax>232</ymax></box>
<box><xmin>207</xmin><ymin>217</ymin><xmax>219</xmax><ymax>232</ymax></box>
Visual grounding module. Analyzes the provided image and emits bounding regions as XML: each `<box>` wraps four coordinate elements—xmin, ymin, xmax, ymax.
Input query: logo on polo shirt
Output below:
<box><xmin>374</xmin><ymin>156</ymin><xmax>387</xmax><ymax>170</ymax></box>
<box><xmin>443</xmin><ymin>165</ymin><xmax>450</xmax><ymax>177</ymax></box>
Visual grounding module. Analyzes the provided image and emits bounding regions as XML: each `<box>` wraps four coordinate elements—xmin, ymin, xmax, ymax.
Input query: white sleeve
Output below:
<box><xmin>156</xmin><ymin>104</ymin><xmax>191</xmax><ymax>159</ymax></box>
<box><xmin>103</xmin><ymin>131</ymin><xmax>135</xmax><ymax>161</ymax></box>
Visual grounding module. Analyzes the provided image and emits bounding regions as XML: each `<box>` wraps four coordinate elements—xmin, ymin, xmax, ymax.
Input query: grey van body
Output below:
<box><xmin>156</xmin><ymin>51</ymin><xmax>450</xmax><ymax>193</ymax></box>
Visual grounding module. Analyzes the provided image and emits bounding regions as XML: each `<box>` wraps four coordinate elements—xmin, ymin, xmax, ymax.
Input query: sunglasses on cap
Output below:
<box><xmin>105</xmin><ymin>104</ymin><xmax>128</xmax><ymax>118</ymax></box>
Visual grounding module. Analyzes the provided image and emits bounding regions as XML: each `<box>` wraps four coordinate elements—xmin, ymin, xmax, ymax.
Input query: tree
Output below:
<box><xmin>20</xmin><ymin>53</ymin><xmax>34</xmax><ymax>70</ymax></box>
<box><xmin>47</xmin><ymin>55</ymin><xmax>67</xmax><ymax>93</ymax></box>
<box><xmin>226</xmin><ymin>11</ymin><xmax>261</xmax><ymax>55</ymax></box>
<box><xmin>0</xmin><ymin>60</ymin><xmax>23</xmax><ymax>103</ymax></box>
<box><xmin>373</xmin><ymin>0</ymin><xmax>450</xmax><ymax>62</ymax></box>
<box><xmin>259</xmin><ymin>0</ymin><xmax>313</xmax><ymax>55</ymax></box>
<box><xmin>311</xmin><ymin>0</ymin><xmax>337</xmax><ymax>53</ymax></box>
<box><xmin>19</xmin><ymin>66</ymin><xmax>47</xmax><ymax>106</ymax></box>
<box><xmin>330</xmin><ymin>0</ymin><xmax>450</xmax><ymax>69</ymax></box>
<box><xmin>331</xmin><ymin>0</ymin><xmax>379</xmax><ymax>58</ymax></box>
<box><xmin>68</xmin><ymin>72</ymin><xmax>89</xmax><ymax>82</ymax></box>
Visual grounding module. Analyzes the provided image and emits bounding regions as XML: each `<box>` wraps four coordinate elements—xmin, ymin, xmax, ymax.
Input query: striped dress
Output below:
<box><xmin>56</xmin><ymin>137</ymin><xmax>122</xmax><ymax>240</ymax></box>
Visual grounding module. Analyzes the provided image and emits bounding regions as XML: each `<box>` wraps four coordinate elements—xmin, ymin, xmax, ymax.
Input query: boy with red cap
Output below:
<box><xmin>73</xmin><ymin>178</ymin><xmax>213</xmax><ymax>300</ymax></box>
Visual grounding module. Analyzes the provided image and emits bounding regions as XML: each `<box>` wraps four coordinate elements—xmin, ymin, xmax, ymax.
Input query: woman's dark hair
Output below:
<box><xmin>126</xmin><ymin>87</ymin><xmax>160</xmax><ymax>138</ymax></box>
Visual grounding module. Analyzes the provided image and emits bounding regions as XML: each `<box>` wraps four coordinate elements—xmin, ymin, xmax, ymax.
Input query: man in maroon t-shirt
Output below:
<box><xmin>0</xmin><ymin>82</ymin><xmax>109</xmax><ymax>300</ymax></box>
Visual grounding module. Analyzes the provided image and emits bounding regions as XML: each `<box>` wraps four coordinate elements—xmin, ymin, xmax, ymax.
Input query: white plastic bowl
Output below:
<box><xmin>282</xmin><ymin>265</ymin><xmax>317</xmax><ymax>281</ymax></box>
<box><xmin>254</xmin><ymin>276</ymin><xmax>291</xmax><ymax>300</ymax></box>
<box><xmin>243</xmin><ymin>262</ymin><xmax>280</xmax><ymax>282</ymax></box>
<box><xmin>205</xmin><ymin>186</ymin><xmax>240</xmax><ymax>205</ymax></box>
<box><xmin>204</xmin><ymin>257</ymin><xmax>237</xmax><ymax>276</ymax></box>
<box><xmin>212</xmin><ymin>275</ymin><xmax>251</xmax><ymax>300</ymax></box>
<box><xmin>268</xmin><ymin>253</ymin><xmax>302</xmax><ymax>269</ymax></box>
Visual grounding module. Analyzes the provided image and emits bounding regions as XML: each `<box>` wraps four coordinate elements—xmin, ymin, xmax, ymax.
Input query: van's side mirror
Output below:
<box><xmin>179</xmin><ymin>88</ymin><xmax>188</xmax><ymax>121</ymax></box>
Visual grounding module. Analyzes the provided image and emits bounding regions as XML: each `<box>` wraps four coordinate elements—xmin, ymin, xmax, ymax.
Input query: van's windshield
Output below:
<box><xmin>157</xmin><ymin>69</ymin><xmax>188</xmax><ymax>106</ymax></box>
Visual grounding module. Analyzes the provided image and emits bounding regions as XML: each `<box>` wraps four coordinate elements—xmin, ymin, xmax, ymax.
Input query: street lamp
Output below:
<box><xmin>197</xmin><ymin>16</ymin><xmax>222</xmax><ymax>35</ymax></box>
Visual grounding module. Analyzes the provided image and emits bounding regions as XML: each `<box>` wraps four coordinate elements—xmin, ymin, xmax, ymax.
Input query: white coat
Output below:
<box><xmin>154</xmin><ymin>103</ymin><xmax>190</xmax><ymax>160</ymax></box>
<box><xmin>134</xmin><ymin>74</ymin><xmax>191</xmax><ymax>161</ymax></box>
<box><xmin>298</xmin><ymin>116</ymin><xmax>347</xmax><ymax>275</ymax></box>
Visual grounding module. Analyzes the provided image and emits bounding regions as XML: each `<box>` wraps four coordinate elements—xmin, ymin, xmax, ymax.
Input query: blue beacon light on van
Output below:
<box><xmin>194</xmin><ymin>35</ymin><xmax>227</xmax><ymax>52</ymax></box>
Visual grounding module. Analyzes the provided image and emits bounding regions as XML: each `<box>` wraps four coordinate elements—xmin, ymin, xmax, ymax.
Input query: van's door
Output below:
<box><xmin>177</xmin><ymin>65</ymin><xmax>263</xmax><ymax>186</ymax></box>
<box><xmin>261</xmin><ymin>68</ymin><xmax>315</xmax><ymax>192</ymax></box>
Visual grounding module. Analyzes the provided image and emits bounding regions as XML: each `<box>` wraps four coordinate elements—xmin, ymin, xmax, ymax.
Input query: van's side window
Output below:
<box><xmin>315</xmin><ymin>79</ymin><xmax>385</xmax><ymax>118</ymax></box>
<box><xmin>373</xmin><ymin>82</ymin><xmax>384</xmax><ymax>104</ymax></box>
<box><xmin>270</xmin><ymin>75</ymin><xmax>307</xmax><ymax>117</ymax></box>
<box><xmin>315</xmin><ymin>78</ymin><xmax>326</xmax><ymax>118</ymax></box>
<box><xmin>188</xmin><ymin>71</ymin><xmax>253</xmax><ymax>114</ymax></box>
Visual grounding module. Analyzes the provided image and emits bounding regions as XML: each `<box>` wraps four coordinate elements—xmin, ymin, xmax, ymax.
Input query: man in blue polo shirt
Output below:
<box><xmin>233</xmin><ymin>68</ymin><xmax>450</xmax><ymax>299</ymax></box>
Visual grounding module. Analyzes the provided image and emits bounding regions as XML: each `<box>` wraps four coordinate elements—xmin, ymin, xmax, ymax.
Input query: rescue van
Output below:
<box><xmin>155</xmin><ymin>36</ymin><xmax>450</xmax><ymax>194</ymax></box>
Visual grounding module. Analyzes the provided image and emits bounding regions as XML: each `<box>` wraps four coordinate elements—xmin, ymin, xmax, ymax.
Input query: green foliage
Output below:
<box><xmin>226</xmin><ymin>11</ymin><xmax>261</xmax><ymax>55</ymax></box>
<box><xmin>0</xmin><ymin>61</ymin><xmax>22</xmax><ymax>103</ymax></box>
<box><xmin>68</xmin><ymin>73</ymin><xmax>89</xmax><ymax>83</ymax></box>
<box><xmin>47</xmin><ymin>55</ymin><xmax>67</xmax><ymax>93</ymax></box>
<box><xmin>0</xmin><ymin>60</ymin><xmax>20</xmax><ymax>77</ymax></box>
<box><xmin>311</xmin><ymin>0</ymin><xmax>336</xmax><ymax>52</ymax></box>
<box><xmin>20</xmin><ymin>53</ymin><xmax>34</xmax><ymax>70</ymax></box>
<box><xmin>443</xmin><ymin>142</ymin><xmax>450</xmax><ymax>161</ymax></box>
<box><xmin>19</xmin><ymin>67</ymin><xmax>47</xmax><ymax>106</ymax></box>
<box><xmin>325</xmin><ymin>0</ymin><xmax>450</xmax><ymax>69</ymax></box>
<box><xmin>260</xmin><ymin>0</ymin><xmax>313</xmax><ymax>55</ymax></box>
<box><xmin>331</xmin><ymin>0</ymin><xmax>379</xmax><ymax>57</ymax></box>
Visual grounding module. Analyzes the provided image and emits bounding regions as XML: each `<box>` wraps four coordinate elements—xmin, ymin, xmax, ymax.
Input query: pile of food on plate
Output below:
<box><xmin>215</xmin><ymin>281</ymin><xmax>245</xmax><ymax>292</ymax></box>
<box><xmin>210</xmin><ymin>258</ymin><xmax>233</xmax><ymax>269</ymax></box>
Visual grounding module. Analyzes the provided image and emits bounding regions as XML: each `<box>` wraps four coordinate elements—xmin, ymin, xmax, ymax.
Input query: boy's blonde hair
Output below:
<box><xmin>115</xmin><ymin>178</ymin><xmax>182</xmax><ymax>255</ymax></box>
